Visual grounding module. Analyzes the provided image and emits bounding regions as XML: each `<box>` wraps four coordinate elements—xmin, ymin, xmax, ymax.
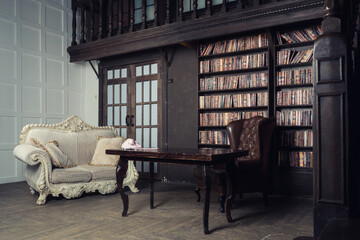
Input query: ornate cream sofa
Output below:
<box><xmin>13</xmin><ymin>116</ymin><xmax>139</xmax><ymax>205</ymax></box>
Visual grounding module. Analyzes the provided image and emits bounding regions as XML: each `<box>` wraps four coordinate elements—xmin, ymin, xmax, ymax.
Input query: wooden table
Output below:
<box><xmin>106</xmin><ymin>147</ymin><xmax>248</xmax><ymax>234</ymax></box>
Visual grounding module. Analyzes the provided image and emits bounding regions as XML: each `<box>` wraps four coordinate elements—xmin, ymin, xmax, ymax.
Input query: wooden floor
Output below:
<box><xmin>0</xmin><ymin>180</ymin><xmax>313</xmax><ymax>240</ymax></box>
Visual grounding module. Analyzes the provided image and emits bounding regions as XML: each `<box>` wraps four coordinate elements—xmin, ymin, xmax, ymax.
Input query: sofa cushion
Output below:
<box><xmin>31</xmin><ymin>138</ymin><xmax>75</xmax><ymax>168</ymax></box>
<box><xmin>51</xmin><ymin>166</ymin><xmax>92</xmax><ymax>183</ymax></box>
<box><xmin>90</xmin><ymin>136</ymin><xmax>126</xmax><ymax>166</ymax></box>
<box><xmin>79</xmin><ymin>164</ymin><xmax>115</xmax><ymax>181</ymax></box>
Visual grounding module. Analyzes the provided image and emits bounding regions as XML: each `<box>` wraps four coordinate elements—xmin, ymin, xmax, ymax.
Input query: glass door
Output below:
<box><xmin>102</xmin><ymin>61</ymin><xmax>162</xmax><ymax>178</ymax></box>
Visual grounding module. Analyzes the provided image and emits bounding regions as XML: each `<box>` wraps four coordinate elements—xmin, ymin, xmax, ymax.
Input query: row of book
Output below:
<box><xmin>276</xmin><ymin>68</ymin><xmax>312</xmax><ymax>86</ymax></box>
<box><xmin>199</xmin><ymin>33</ymin><xmax>268</xmax><ymax>56</ymax></box>
<box><xmin>276</xmin><ymin>109</ymin><xmax>312</xmax><ymax>126</ymax></box>
<box><xmin>276</xmin><ymin>26</ymin><xmax>322</xmax><ymax>45</ymax></box>
<box><xmin>199</xmin><ymin>130</ymin><xmax>228</xmax><ymax>145</ymax></box>
<box><xmin>199</xmin><ymin>111</ymin><xmax>268</xmax><ymax>127</ymax></box>
<box><xmin>199</xmin><ymin>73</ymin><xmax>268</xmax><ymax>91</ymax></box>
<box><xmin>279</xmin><ymin>130</ymin><xmax>313</xmax><ymax>147</ymax></box>
<box><xmin>199</xmin><ymin>53</ymin><xmax>267</xmax><ymax>73</ymax></box>
<box><xmin>277</xmin><ymin>49</ymin><xmax>313</xmax><ymax>65</ymax></box>
<box><xmin>199</xmin><ymin>92</ymin><xmax>268</xmax><ymax>109</ymax></box>
<box><xmin>278</xmin><ymin>151</ymin><xmax>313</xmax><ymax>168</ymax></box>
<box><xmin>276</xmin><ymin>89</ymin><xmax>314</xmax><ymax>106</ymax></box>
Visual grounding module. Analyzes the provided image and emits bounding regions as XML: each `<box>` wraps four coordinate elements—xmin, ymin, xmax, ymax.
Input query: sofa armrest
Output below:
<box><xmin>14</xmin><ymin>144</ymin><xmax>51</xmax><ymax>166</ymax></box>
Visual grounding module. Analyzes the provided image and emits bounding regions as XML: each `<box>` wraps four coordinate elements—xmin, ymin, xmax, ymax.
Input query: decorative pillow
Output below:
<box><xmin>121</xmin><ymin>138</ymin><xmax>141</xmax><ymax>150</ymax></box>
<box><xmin>89</xmin><ymin>136</ymin><xmax>126</xmax><ymax>166</ymax></box>
<box><xmin>31</xmin><ymin>138</ymin><xmax>75</xmax><ymax>168</ymax></box>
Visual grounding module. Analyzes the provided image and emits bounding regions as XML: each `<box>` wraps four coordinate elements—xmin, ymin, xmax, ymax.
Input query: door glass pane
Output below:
<box><xmin>121</xmin><ymin>128</ymin><xmax>127</xmax><ymax>138</ymax></box>
<box><xmin>146</xmin><ymin>5</ymin><xmax>154</xmax><ymax>21</ymax></box>
<box><xmin>107</xmin><ymin>85</ymin><xmax>113</xmax><ymax>104</ymax></box>
<box><xmin>212</xmin><ymin>0</ymin><xmax>222</xmax><ymax>5</ymax></box>
<box><xmin>107</xmin><ymin>70</ymin><xmax>113</xmax><ymax>80</ymax></box>
<box><xmin>135</xmin><ymin>161</ymin><xmax>142</xmax><ymax>171</ymax></box>
<box><xmin>121</xmin><ymin>84</ymin><xmax>127</xmax><ymax>103</ymax></box>
<box><xmin>134</xmin><ymin>9</ymin><xmax>142</xmax><ymax>24</ymax></box>
<box><xmin>116</xmin><ymin>128</ymin><xmax>120</xmax><ymax>136</ymax></box>
<box><xmin>136</xmin><ymin>66</ymin><xmax>142</xmax><ymax>76</ymax></box>
<box><xmin>151</xmin><ymin>128</ymin><xmax>157</xmax><ymax>147</ymax></box>
<box><xmin>136</xmin><ymin>105</ymin><xmax>142</xmax><ymax>126</ymax></box>
<box><xmin>144</xmin><ymin>81</ymin><xmax>150</xmax><ymax>102</ymax></box>
<box><xmin>136</xmin><ymin>128</ymin><xmax>142</xmax><ymax>145</ymax></box>
<box><xmin>134</xmin><ymin>0</ymin><xmax>142</xmax><ymax>8</ymax></box>
<box><xmin>107</xmin><ymin>107</ymin><xmax>113</xmax><ymax>125</ymax></box>
<box><xmin>114</xmin><ymin>69</ymin><xmax>120</xmax><ymax>78</ymax></box>
<box><xmin>151</xmin><ymin>63</ymin><xmax>157</xmax><ymax>74</ymax></box>
<box><xmin>198</xmin><ymin>0</ymin><xmax>205</xmax><ymax>8</ymax></box>
<box><xmin>143</xmin><ymin>162</ymin><xmax>149</xmax><ymax>172</ymax></box>
<box><xmin>143</xmin><ymin>65</ymin><xmax>150</xmax><ymax>75</ymax></box>
<box><xmin>143</xmin><ymin>104</ymin><xmax>150</xmax><ymax>125</ymax></box>
<box><xmin>114</xmin><ymin>84</ymin><xmax>120</xmax><ymax>104</ymax></box>
<box><xmin>121</xmin><ymin>68</ymin><xmax>127</xmax><ymax>78</ymax></box>
<box><xmin>143</xmin><ymin>128</ymin><xmax>150</xmax><ymax>147</ymax></box>
<box><xmin>136</xmin><ymin>82</ymin><xmax>142</xmax><ymax>103</ymax></box>
<box><xmin>121</xmin><ymin>106</ymin><xmax>127</xmax><ymax>126</ymax></box>
<box><xmin>114</xmin><ymin>106</ymin><xmax>120</xmax><ymax>125</ymax></box>
<box><xmin>151</xmin><ymin>104</ymin><xmax>157</xmax><ymax>125</ymax></box>
<box><xmin>151</xmin><ymin>80</ymin><xmax>157</xmax><ymax>101</ymax></box>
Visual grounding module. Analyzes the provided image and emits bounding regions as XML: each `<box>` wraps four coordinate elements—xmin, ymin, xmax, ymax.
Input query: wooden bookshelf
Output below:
<box><xmin>274</xmin><ymin>24</ymin><xmax>321</xmax><ymax>196</ymax></box>
<box><xmin>198</xmin><ymin>32</ymin><xmax>270</xmax><ymax>147</ymax></box>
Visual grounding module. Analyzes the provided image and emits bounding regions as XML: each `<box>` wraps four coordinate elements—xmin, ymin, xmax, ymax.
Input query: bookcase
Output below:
<box><xmin>197</xmin><ymin>23</ymin><xmax>321</xmax><ymax>196</ymax></box>
<box><xmin>198</xmin><ymin>32</ymin><xmax>270</xmax><ymax>147</ymax></box>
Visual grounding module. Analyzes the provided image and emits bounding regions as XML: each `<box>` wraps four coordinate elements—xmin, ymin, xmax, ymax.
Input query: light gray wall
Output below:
<box><xmin>0</xmin><ymin>0</ymin><xmax>97</xmax><ymax>184</ymax></box>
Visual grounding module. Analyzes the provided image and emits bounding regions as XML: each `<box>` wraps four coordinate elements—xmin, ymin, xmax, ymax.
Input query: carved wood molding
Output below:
<box><xmin>20</xmin><ymin>116</ymin><xmax>117</xmax><ymax>144</ymax></box>
<box><xmin>67</xmin><ymin>0</ymin><xmax>324</xmax><ymax>62</ymax></box>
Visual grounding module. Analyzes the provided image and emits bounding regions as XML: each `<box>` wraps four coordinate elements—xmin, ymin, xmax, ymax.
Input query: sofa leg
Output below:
<box><xmin>219</xmin><ymin>195</ymin><xmax>226</xmax><ymax>213</ymax></box>
<box><xmin>195</xmin><ymin>187</ymin><xmax>201</xmax><ymax>202</ymax></box>
<box><xmin>30</xmin><ymin>187</ymin><xmax>36</xmax><ymax>195</ymax></box>
<box><xmin>36</xmin><ymin>193</ymin><xmax>48</xmax><ymax>205</ymax></box>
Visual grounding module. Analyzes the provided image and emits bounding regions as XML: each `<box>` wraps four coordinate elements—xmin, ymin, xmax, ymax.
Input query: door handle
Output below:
<box><xmin>130</xmin><ymin>115</ymin><xmax>134</xmax><ymax>126</ymax></box>
<box><xmin>126</xmin><ymin>115</ymin><xmax>131</xmax><ymax>126</ymax></box>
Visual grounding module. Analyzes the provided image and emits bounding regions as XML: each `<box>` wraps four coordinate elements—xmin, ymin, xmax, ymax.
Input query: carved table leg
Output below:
<box><xmin>203</xmin><ymin>165</ymin><xmax>211</xmax><ymax>234</ymax></box>
<box><xmin>149</xmin><ymin>162</ymin><xmax>154</xmax><ymax>209</ymax></box>
<box><xmin>116</xmin><ymin>157</ymin><xmax>129</xmax><ymax>217</ymax></box>
<box><xmin>225</xmin><ymin>160</ymin><xmax>237</xmax><ymax>223</ymax></box>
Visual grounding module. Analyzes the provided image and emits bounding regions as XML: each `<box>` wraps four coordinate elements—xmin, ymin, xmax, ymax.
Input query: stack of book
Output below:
<box><xmin>276</xmin><ymin>25</ymin><xmax>322</xmax><ymax>45</ymax></box>
<box><xmin>280</xmin><ymin>130</ymin><xmax>313</xmax><ymax>147</ymax></box>
<box><xmin>199</xmin><ymin>130</ymin><xmax>228</xmax><ymax>145</ymax></box>
<box><xmin>199</xmin><ymin>111</ymin><xmax>268</xmax><ymax>127</ymax></box>
<box><xmin>277</xmin><ymin>49</ymin><xmax>313</xmax><ymax>65</ymax></box>
<box><xmin>199</xmin><ymin>92</ymin><xmax>268</xmax><ymax>109</ymax></box>
<box><xmin>278</xmin><ymin>151</ymin><xmax>313</xmax><ymax>168</ymax></box>
<box><xmin>276</xmin><ymin>68</ymin><xmax>312</xmax><ymax>85</ymax></box>
<box><xmin>276</xmin><ymin>89</ymin><xmax>313</xmax><ymax>106</ymax></box>
<box><xmin>276</xmin><ymin>109</ymin><xmax>313</xmax><ymax>126</ymax></box>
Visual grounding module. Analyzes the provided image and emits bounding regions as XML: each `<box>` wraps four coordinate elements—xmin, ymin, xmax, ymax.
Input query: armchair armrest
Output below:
<box><xmin>13</xmin><ymin>144</ymin><xmax>51</xmax><ymax>166</ymax></box>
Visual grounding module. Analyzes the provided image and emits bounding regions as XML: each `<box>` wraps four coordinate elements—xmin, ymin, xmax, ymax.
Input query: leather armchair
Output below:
<box><xmin>193</xmin><ymin>116</ymin><xmax>275</xmax><ymax>211</ymax></box>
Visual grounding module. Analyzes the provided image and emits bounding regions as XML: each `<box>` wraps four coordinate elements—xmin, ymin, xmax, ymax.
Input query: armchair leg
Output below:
<box><xmin>195</xmin><ymin>187</ymin><xmax>201</xmax><ymax>202</ymax></box>
<box><xmin>219</xmin><ymin>195</ymin><xmax>226</xmax><ymax>213</ymax></box>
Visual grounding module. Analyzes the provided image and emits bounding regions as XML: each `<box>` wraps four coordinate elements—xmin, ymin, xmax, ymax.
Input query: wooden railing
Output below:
<box><xmin>71</xmin><ymin>0</ymin><xmax>288</xmax><ymax>46</ymax></box>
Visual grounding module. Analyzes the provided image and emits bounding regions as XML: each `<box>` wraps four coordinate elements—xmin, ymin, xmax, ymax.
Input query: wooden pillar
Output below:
<box><xmin>313</xmin><ymin>0</ymin><xmax>350</xmax><ymax>239</ymax></box>
<box><xmin>205</xmin><ymin>0</ymin><xmax>211</xmax><ymax>16</ymax></box>
<box><xmin>98</xmin><ymin>0</ymin><xmax>103</xmax><ymax>39</ymax></box>
<box><xmin>192</xmin><ymin>0</ymin><xmax>198</xmax><ymax>20</ymax></box>
<box><xmin>71</xmin><ymin>0</ymin><xmax>77</xmax><ymax>46</ymax></box>
<box><xmin>165</xmin><ymin>0</ymin><xmax>170</xmax><ymax>24</ymax></box>
<box><xmin>108</xmin><ymin>0</ymin><xmax>113</xmax><ymax>37</ymax></box>
<box><xmin>90</xmin><ymin>0</ymin><xmax>94</xmax><ymax>40</ymax></box>
<box><xmin>141</xmin><ymin>0</ymin><xmax>146</xmax><ymax>29</ymax></box>
<box><xmin>178</xmin><ymin>0</ymin><xmax>183</xmax><ymax>21</ymax></box>
<box><xmin>153</xmin><ymin>0</ymin><xmax>158</xmax><ymax>26</ymax></box>
<box><xmin>118</xmin><ymin>0</ymin><xmax>122</xmax><ymax>35</ymax></box>
<box><xmin>80</xmin><ymin>5</ymin><xmax>85</xmax><ymax>43</ymax></box>
<box><xmin>130</xmin><ymin>0</ymin><xmax>134</xmax><ymax>32</ymax></box>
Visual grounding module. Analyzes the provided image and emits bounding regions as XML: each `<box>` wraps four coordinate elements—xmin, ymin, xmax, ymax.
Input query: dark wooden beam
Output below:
<box><xmin>67</xmin><ymin>0</ymin><xmax>324</xmax><ymax>62</ymax></box>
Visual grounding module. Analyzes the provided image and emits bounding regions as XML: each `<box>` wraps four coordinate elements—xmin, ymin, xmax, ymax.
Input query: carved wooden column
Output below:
<box><xmin>98</xmin><ymin>0</ymin><xmax>103</xmax><ymax>39</ymax></box>
<box><xmin>108</xmin><ymin>0</ymin><xmax>113</xmax><ymax>37</ymax></box>
<box><xmin>165</xmin><ymin>0</ymin><xmax>170</xmax><ymax>24</ymax></box>
<box><xmin>205</xmin><ymin>0</ymin><xmax>211</xmax><ymax>16</ymax></box>
<box><xmin>153</xmin><ymin>0</ymin><xmax>158</xmax><ymax>26</ymax></box>
<box><xmin>90</xmin><ymin>0</ymin><xmax>94</xmax><ymax>40</ymax></box>
<box><xmin>313</xmin><ymin>0</ymin><xmax>350</xmax><ymax>239</ymax></box>
<box><xmin>178</xmin><ymin>0</ymin><xmax>183</xmax><ymax>21</ymax></box>
<box><xmin>71</xmin><ymin>0</ymin><xmax>77</xmax><ymax>46</ymax></box>
<box><xmin>80</xmin><ymin>5</ymin><xmax>85</xmax><ymax>43</ymax></box>
<box><xmin>130</xmin><ymin>0</ymin><xmax>134</xmax><ymax>32</ymax></box>
<box><xmin>141</xmin><ymin>0</ymin><xmax>146</xmax><ymax>29</ymax></box>
<box><xmin>117</xmin><ymin>0</ymin><xmax>122</xmax><ymax>35</ymax></box>
<box><xmin>192</xmin><ymin>0</ymin><xmax>198</xmax><ymax>20</ymax></box>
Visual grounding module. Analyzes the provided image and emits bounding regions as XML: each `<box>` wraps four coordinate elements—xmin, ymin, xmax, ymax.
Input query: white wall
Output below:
<box><xmin>0</xmin><ymin>0</ymin><xmax>98</xmax><ymax>184</ymax></box>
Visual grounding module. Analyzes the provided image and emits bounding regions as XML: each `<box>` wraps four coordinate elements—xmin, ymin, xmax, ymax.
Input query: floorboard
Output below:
<box><xmin>0</xmin><ymin>180</ymin><xmax>313</xmax><ymax>240</ymax></box>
